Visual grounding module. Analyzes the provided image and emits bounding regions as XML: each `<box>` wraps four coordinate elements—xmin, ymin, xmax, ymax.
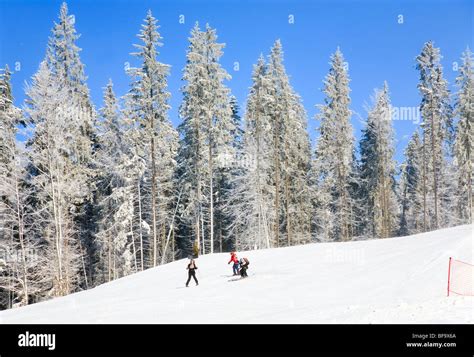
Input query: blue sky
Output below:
<box><xmin>0</xmin><ymin>0</ymin><xmax>472</xmax><ymax>163</ymax></box>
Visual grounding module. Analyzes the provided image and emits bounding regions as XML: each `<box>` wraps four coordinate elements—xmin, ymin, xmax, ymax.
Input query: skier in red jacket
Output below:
<box><xmin>228</xmin><ymin>252</ymin><xmax>240</xmax><ymax>275</ymax></box>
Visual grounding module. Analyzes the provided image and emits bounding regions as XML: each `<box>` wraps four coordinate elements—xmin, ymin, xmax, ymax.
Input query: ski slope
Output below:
<box><xmin>0</xmin><ymin>225</ymin><xmax>472</xmax><ymax>324</ymax></box>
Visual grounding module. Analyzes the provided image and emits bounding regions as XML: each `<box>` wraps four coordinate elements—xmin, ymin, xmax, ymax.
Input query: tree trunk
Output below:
<box><xmin>137</xmin><ymin>180</ymin><xmax>144</xmax><ymax>271</ymax></box>
<box><xmin>15</xmin><ymin>179</ymin><xmax>28</xmax><ymax>305</ymax></box>
<box><xmin>49</xmin><ymin>162</ymin><xmax>63</xmax><ymax>290</ymax></box>
<box><xmin>172</xmin><ymin>229</ymin><xmax>175</xmax><ymax>259</ymax></box>
<box><xmin>338</xmin><ymin>160</ymin><xmax>349</xmax><ymax>241</ymax></box>
<box><xmin>422</xmin><ymin>133</ymin><xmax>427</xmax><ymax>231</ymax></box>
<box><xmin>151</xmin><ymin>132</ymin><xmax>158</xmax><ymax>266</ymax></box>
<box><xmin>255</xmin><ymin>92</ymin><xmax>269</xmax><ymax>249</ymax></box>
<box><xmin>195</xmin><ymin>116</ymin><xmax>202</xmax><ymax>257</ymax></box>
<box><xmin>430</xmin><ymin>110</ymin><xmax>439</xmax><ymax>229</ymax></box>
<box><xmin>219</xmin><ymin>217</ymin><xmax>223</xmax><ymax>253</ymax></box>
<box><xmin>274</xmin><ymin>117</ymin><xmax>280</xmax><ymax>247</ymax></box>
<box><xmin>468</xmin><ymin>169</ymin><xmax>473</xmax><ymax>222</ymax></box>
<box><xmin>285</xmin><ymin>167</ymin><xmax>291</xmax><ymax>246</ymax></box>
<box><xmin>131</xmin><ymin>220</ymin><xmax>138</xmax><ymax>273</ymax></box>
<box><xmin>208</xmin><ymin>132</ymin><xmax>214</xmax><ymax>254</ymax></box>
<box><xmin>161</xmin><ymin>223</ymin><xmax>166</xmax><ymax>262</ymax></box>
<box><xmin>201</xmin><ymin>209</ymin><xmax>206</xmax><ymax>255</ymax></box>
<box><xmin>107</xmin><ymin>233</ymin><xmax>112</xmax><ymax>282</ymax></box>
<box><xmin>80</xmin><ymin>242</ymin><xmax>89</xmax><ymax>289</ymax></box>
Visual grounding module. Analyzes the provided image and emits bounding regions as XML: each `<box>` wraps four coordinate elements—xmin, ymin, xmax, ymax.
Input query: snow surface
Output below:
<box><xmin>1</xmin><ymin>225</ymin><xmax>472</xmax><ymax>324</ymax></box>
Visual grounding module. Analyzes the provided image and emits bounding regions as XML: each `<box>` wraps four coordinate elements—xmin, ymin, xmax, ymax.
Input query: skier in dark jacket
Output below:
<box><xmin>186</xmin><ymin>259</ymin><xmax>199</xmax><ymax>287</ymax></box>
<box><xmin>239</xmin><ymin>258</ymin><xmax>249</xmax><ymax>278</ymax></box>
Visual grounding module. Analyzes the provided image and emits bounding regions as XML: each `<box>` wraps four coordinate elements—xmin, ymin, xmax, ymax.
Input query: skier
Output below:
<box><xmin>228</xmin><ymin>252</ymin><xmax>240</xmax><ymax>275</ymax></box>
<box><xmin>186</xmin><ymin>259</ymin><xmax>199</xmax><ymax>287</ymax></box>
<box><xmin>239</xmin><ymin>257</ymin><xmax>249</xmax><ymax>278</ymax></box>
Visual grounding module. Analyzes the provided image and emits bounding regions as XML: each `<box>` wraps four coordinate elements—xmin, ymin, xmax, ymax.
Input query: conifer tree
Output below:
<box><xmin>416</xmin><ymin>41</ymin><xmax>454</xmax><ymax>230</ymax></box>
<box><xmin>44</xmin><ymin>2</ymin><xmax>98</xmax><ymax>286</ymax></box>
<box><xmin>453</xmin><ymin>48</ymin><xmax>473</xmax><ymax>224</ymax></box>
<box><xmin>0</xmin><ymin>67</ymin><xmax>44</xmax><ymax>307</ymax></box>
<box><xmin>359</xmin><ymin>83</ymin><xmax>399</xmax><ymax>238</ymax></box>
<box><xmin>25</xmin><ymin>62</ymin><xmax>83</xmax><ymax>296</ymax></box>
<box><xmin>95</xmin><ymin>80</ymin><xmax>137</xmax><ymax>282</ymax></box>
<box><xmin>127</xmin><ymin>11</ymin><xmax>179</xmax><ymax>266</ymax></box>
<box><xmin>229</xmin><ymin>56</ymin><xmax>275</xmax><ymax>249</ymax></box>
<box><xmin>399</xmin><ymin>131</ymin><xmax>424</xmax><ymax>235</ymax></box>
<box><xmin>177</xmin><ymin>23</ymin><xmax>235</xmax><ymax>256</ymax></box>
<box><xmin>313</xmin><ymin>48</ymin><xmax>356</xmax><ymax>241</ymax></box>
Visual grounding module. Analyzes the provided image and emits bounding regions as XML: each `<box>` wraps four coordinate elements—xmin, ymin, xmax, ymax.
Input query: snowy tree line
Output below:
<box><xmin>0</xmin><ymin>3</ymin><xmax>472</xmax><ymax>309</ymax></box>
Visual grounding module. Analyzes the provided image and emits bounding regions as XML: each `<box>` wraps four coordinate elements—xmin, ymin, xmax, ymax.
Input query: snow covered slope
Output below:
<box><xmin>1</xmin><ymin>225</ymin><xmax>472</xmax><ymax>324</ymax></box>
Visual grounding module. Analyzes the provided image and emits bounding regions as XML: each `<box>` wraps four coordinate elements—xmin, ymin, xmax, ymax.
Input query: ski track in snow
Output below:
<box><xmin>0</xmin><ymin>224</ymin><xmax>472</xmax><ymax>324</ymax></box>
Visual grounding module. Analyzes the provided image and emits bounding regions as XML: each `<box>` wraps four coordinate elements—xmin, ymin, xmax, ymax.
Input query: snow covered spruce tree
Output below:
<box><xmin>23</xmin><ymin>2</ymin><xmax>97</xmax><ymax>296</ymax></box>
<box><xmin>0</xmin><ymin>67</ymin><xmax>45</xmax><ymax>308</ymax></box>
<box><xmin>453</xmin><ymin>48</ymin><xmax>473</xmax><ymax>224</ymax></box>
<box><xmin>416</xmin><ymin>41</ymin><xmax>454</xmax><ymax>231</ymax></box>
<box><xmin>51</xmin><ymin>2</ymin><xmax>97</xmax><ymax>286</ymax></box>
<box><xmin>214</xmin><ymin>95</ymin><xmax>243</xmax><ymax>252</ymax></box>
<box><xmin>94</xmin><ymin>80</ymin><xmax>137</xmax><ymax>283</ymax></box>
<box><xmin>47</xmin><ymin>4</ymin><xmax>98</xmax><ymax>266</ymax></box>
<box><xmin>228</xmin><ymin>55</ymin><xmax>275</xmax><ymax>250</ymax></box>
<box><xmin>177</xmin><ymin>23</ymin><xmax>236</xmax><ymax>256</ymax></box>
<box><xmin>313</xmin><ymin>48</ymin><xmax>357</xmax><ymax>241</ymax></box>
<box><xmin>398</xmin><ymin>131</ymin><xmax>424</xmax><ymax>235</ymax></box>
<box><xmin>125</xmin><ymin>11</ymin><xmax>179</xmax><ymax>267</ymax></box>
<box><xmin>25</xmin><ymin>62</ymin><xmax>86</xmax><ymax>297</ymax></box>
<box><xmin>359</xmin><ymin>83</ymin><xmax>399</xmax><ymax>238</ymax></box>
<box><xmin>266</xmin><ymin>40</ymin><xmax>312</xmax><ymax>247</ymax></box>
<box><xmin>230</xmin><ymin>41</ymin><xmax>312</xmax><ymax>249</ymax></box>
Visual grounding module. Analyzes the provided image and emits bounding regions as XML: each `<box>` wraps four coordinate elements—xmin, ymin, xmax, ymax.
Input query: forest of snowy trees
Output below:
<box><xmin>0</xmin><ymin>3</ymin><xmax>472</xmax><ymax>309</ymax></box>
